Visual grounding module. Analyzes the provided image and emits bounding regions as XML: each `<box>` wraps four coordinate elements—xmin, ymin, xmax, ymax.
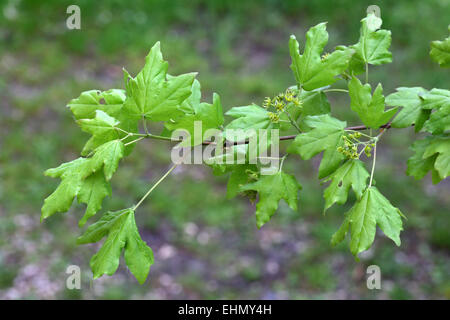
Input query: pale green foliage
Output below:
<box><xmin>165</xmin><ymin>80</ymin><xmax>224</xmax><ymax>146</ymax></box>
<box><xmin>430</xmin><ymin>27</ymin><xmax>450</xmax><ymax>68</ymax></box>
<box><xmin>226</xmin><ymin>104</ymin><xmax>273</xmax><ymax>132</ymax></box>
<box><xmin>289</xmin><ymin>23</ymin><xmax>353</xmax><ymax>91</ymax></box>
<box><xmin>240</xmin><ymin>171</ymin><xmax>301</xmax><ymax>228</ymax></box>
<box><xmin>41</xmin><ymin>140</ymin><xmax>124</xmax><ymax>224</ymax></box>
<box><xmin>323</xmin><ymin>160</ymin><xmax>369</xmax><ymax>212</ymax></box>
<box><xmin>407</xmin><ymin>135</ymin><xmax>450</xmax><ymax>183</ymax></box>
<box><xmin>41</xmin><ymin>17</ymin><xmax>449</xmax><ymax>284</ymax></box>
<box><xmin>287</xmin><ymin>114</ymin><xmax>346</xmax><ymax>179</ymax></box>
<box><xmin>123</xmin><ymin>42</ymin><xmax>197</xmax><ymax>122</ymax></box>
<box><xmin>331</xmin><ymin>187</ymin><xmax>404</xmax><ymax>257</ymax></box>
<box><xmin>77</xmin><ymin>209</ymin><xmax>154</xmax><ymax>284</ymax></box>
<box><xmin>348</xmin><ymin>13</ymin><xmax>392</xmax><ymax>74</ymax></box>
<box><xmin>386</xmin><ymin>87</ymin><xmax>430</xmax><ymax>131</ymax></box>
<box><xmin>421</xmin><ymin>89</ymin><xmax>450</xmax><ymax>134</ymax></box>
<box><xmin>348</xmin><ymin>76</ymin><xmax>397</xmax><ymax>129</ymax></box>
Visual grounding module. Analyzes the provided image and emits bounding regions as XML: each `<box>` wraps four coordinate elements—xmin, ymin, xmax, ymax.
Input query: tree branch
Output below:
<box><xmin>139</xmin><ymin>122</ymin><xmax>398</xmax><ymax>146</ymax></box>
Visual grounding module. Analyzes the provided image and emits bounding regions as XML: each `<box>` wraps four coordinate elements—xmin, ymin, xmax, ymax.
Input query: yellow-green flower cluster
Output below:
<box><xmin>364</xmin><ymin>143</ymin><xmax>375</xmax><ymax>158</ymax></box>
<box><xmin>338</xmin><ymin>133</ymin><xmax>361</xmax><ymax>159</ymax></box>
<box><xmin>262</xmin><ymin>88</ymin><xmax>303</xmax><ymax>123</ymax></box>
<box><xmin>268</xmin><ymin>112</ymin><xmax>280</xmax><ymax>123</ymax></box>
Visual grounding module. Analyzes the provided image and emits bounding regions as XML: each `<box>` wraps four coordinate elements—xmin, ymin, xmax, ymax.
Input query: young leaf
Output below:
<box><xmin>240</xmin><ymin>171</ymin><xmax>301</xmax><ymax>228</ymax></box>
<box><xmin>42</xmin><ymin>140</ymin><xmax>125</xmax><ymax>223</ymax></box>
<box><xmin>224</xmin><ymin>104</ymin><xmax>279</xmax><ymax>147</ymax></box>
<box><xmin>87</xmin><ymin>140</ymin><xmax>125</xmax><ymax>180</ymax></box>
<box><xmin>289</xmin><ymin>23</ymin><xmax>353</xmax><ymax>91</ymax></box>
<box><xmin>282</xmin><ymin>89</ymin><xmax>331</xmax><ymax>131</ymax></box>
<box><xmin>430</xmin><ymin>28</ymin><xmax>450</xmax><ymax>68</ymax></box>
<box><xmin>348</xmin><ymin>13</ymin><xmax>392</xmax><ymax>74</ymax></box>
<box><xmin>41</xmin><ymin>158</ymin><xmax>91</xmax><ymax>221</ymax></box>
<box><xmin>421</xmin><ymin>89</ymin><xmax>450</xmax><ymax>134</ymax></box>
<box><xmin>423</xmin><ymin>135</ymin><xmax>450</xmax><ymax>180</ymax></box>
<box><xmin>77</xmin><ymin>110</ymin><xmax>121</xmax><ymax>155</ymax></box>
<box><xmin>225</xmin><ymin>104</ymin><xmax>272</xmax><ymax>131</ymax></box>
<box><xmin>331</xmin><ymin>187</ymin><xmax>404</xmax><ymax>257</ymax></box>
<box><xmin>348</xmin><ymin>76</ymin><xmax>398</xmax><ymax>129</ymax></box>
<box><xmin>226</xmin><ymin>164</ymin><xmax>258</xmax><ymax>199</ymax></box>
<box><xmin>123</xmin><ymin>42</ymin><xmax>196</xmax><ymax>122</ymax></box>
<box><xmin>406</xmin><ymin>136</ymin><xmax>442</xmax><ymax>183</ymax></box>
<box><xmin>77</xmin><ymin>171</ymin><xmax>112</xmax><ymax>227</ymax></box>
<box><xmin>386</xmin><ymin>87</ymin><xmax>430</xmax><ymax>131</ymax></box>
<box><xmin>287</xmin><ymin>114</ymin><xmax>346</xmax><ymax>179</ymax></box>
<box><xmin>323</xmin><ymin>160</ymin><xmax>369</xmax><ymax>212</ymax></box>
<box><xmin>165</xmin><ymin>80</ymin><xmax>224</xmax><ymax>146</ymax></box>
<box><xmin>68</xmin><ymin>89</ymin><xmax>139</xmax><ymax>155</ymax></box>
<box><xmin>68</xmin><ymin>89</ymin><xmax>125</xmax><ymax>120</ymax></box>
<box><xmin>77</xmin><ymin>209</ymin><xmax>154</xmax><ymax>284</ymax></box>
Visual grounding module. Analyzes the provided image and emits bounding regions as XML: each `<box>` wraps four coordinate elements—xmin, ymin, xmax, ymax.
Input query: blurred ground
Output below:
<box><xmin>0</xmin><ymin>0</ymin><xmax>449</xmax><ymax>299</ymax></box>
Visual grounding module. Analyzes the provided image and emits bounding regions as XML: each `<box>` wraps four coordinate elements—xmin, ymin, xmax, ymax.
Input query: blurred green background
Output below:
<box><xmin>0</xmin><ymin>0</ymin><xmax>449</xmax><ymax>299</ymax></box>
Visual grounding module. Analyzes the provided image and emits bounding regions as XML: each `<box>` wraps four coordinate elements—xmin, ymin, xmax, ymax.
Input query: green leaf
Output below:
<box><xmin>287</xmin><ymin>114</ymin><xmax>346</xmax><ymax>179</ymax></box>
<box><xmin>408</xmin><ymin>134</ymin><xmax>450</xmax><ymax>183</ymax></box>
<box><xmin>226</xmin><ymin>164</ymin><xmax>258</xmax><ymax>199</ymax></box>
<box><xmin>225</xmin><ymin>104</ymin><xmax>272</xmax><ymax>131</ymax></box>
<box><xmin>423</xmin><ymin>135</ymin><xmax>450</xmax><ymax>180</ymax></box>
<box><xmin>289</xmin><ymin>23</ymin><xmax>353</xmax><ymax>91</ymax></box>
<box><xmin>42</xmin><ymin>140</ymin><xmax>124</xmax><ymax>222</ymax></box>
<box><xmin>77</xmin><ymin>209</ymin><xmax>154</xmax><ymax>284</ymax></box>
<box><xmin>407</xmin><ymin>136</ymin><xmax>441</xmax><ymax>183</ymax></box>
<box><xmin>124</xmin><ymin>42</ymin><xmax>197</xmax><ymax>122</ymax></box>
<box><xmin>430</xmin><ymin>29</ymin><xmax>450</xmax><ymax>68</ymax></box>
<box><xmin>281</xmin><ymin>89</ymin><xmax>331</xmax><ymax>131</ymax></box>
<box><xmin>41</xmin><ymin>158</ymin><xmax>91</xmax><ymax>221</ymax></box>
<box><xmin>348</xmin><ymin>13</ymin><xmax>392</xmax><ymax>74</ymax></box>
<box><xmin>386</xmin><ymin>87</ymin><xmax>430</xmax><ymax>131</ymax></box>
<box><xmin>348</xmin><ymin>76</ymin><xmax>398</xmax><ymax>129</ymax></box>
<box><xmin>224</xmin><ymin>104</ymin><xmax>279</xmax><ymax>152</ymax></box>
<box><xmin>77</xmin><ymin>171</ymin><xmax>112</xmax><ymax>227</ymax></box>
<box><xmin>421</xmin><ymin>89</ymin><xmax>450</xmax><ymax>134</ymax></box>
<box><xmin>323</xmin><ymin>160</ymin><xmax>369</xmax><ymax>212</ymax></box>
<box><xmin>87</xmin><ymin>140</ymin><xmax>125</xmax><ymax>180</ymax></box>
<box><xmin>68</xmin><ymin>89</ymin><xmax>125</xmax><ymax>120</ymax></box>
<box><xmin>331</xmin><ymin>187</ymin><xmax>404</xmax><ymax>257</ymax></box>
<box><xmin>77</xmin><ymin>110</ymin><xmax>121</xmax><ymax>155</ymax></box>
<box><xmin>68</xmin><ymin>89</ymin><xmax>139</xmax><ymax>155</ymax></box>
<box><xmin>165</xmin><ymin>80</ymin><xmax>224</xmax><ymax>146</ymax></box>
<box><xmin>240</xmin><ymin>171</ymin><xmax>301</xmax><ymax>228</ymax></box>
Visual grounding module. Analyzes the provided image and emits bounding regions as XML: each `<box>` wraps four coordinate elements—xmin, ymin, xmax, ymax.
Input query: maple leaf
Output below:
<box><xmin>421</xmin><ymin>89</ymin><xmax>450</xmax><ymax>134</ymax></box>
<box><xmin>331</xmin><ymin>187</ymin><xmax>404</xmax><ymax>257</ymax></box>
<box><xmin>348</xmin><ymin>76</ymin><xmax>398</xmax><ymax>129</ymax></box>
<box><xmin>287</xmin><ymin>114</ymin><xmax>346</xmax><ymax>179</ymax></box>
<box><xmin>240</xmin><ymin>171</ymin><xmax>301</xmax><ymax>228</ymax></box>
<box><xmin>386</xmin><ymin>87</ymin><xmax>430</xmax><ymax>131</ymax></box>
<box><xmin>289</xmin><ymin>23</ymin><xmax>353</xmax><ymax>91</ymax></box>
<box><xmin>323</xmin><ymin>160</ymin><xmax>369</xmax><ymax>212</ymax></box>
<box><xmin>430</xmin><ymin>27</ymin><xmax>450</xmax><ymax>68</ymax></box>
<box><xmin>77</xmin><ymin>209</ymin><xmax>154</xmax><ymax>284</ymax></box>
<box><xmin>123</xmin><ymin>42</ymin><xmax>197</xmax><ymax>122</ymax></box>
<box><xmin>41</xmin><ymin>140</ymin><xmax>125</xmax><ymax>223</ymax></box>
<box><xmin>165</xmin><ymin>80</ymin><xmax>224</xmax><ymax>146</ymax></box>
<box><xmin>348</xmin><ymin>13</ymin><xmax>392</xmax><ymax>74</ymax></box>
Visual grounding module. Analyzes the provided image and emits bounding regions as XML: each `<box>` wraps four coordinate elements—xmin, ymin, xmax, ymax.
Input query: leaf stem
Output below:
<box><xmin>368</xmin><ymin>142</ymin><xmax>377</xmax><ymax>188</ymax></box>
<box><xmin>285</xmin><ymin>110</ymin><xmax>302</xmax><ymax>133</ymax></box>
<box><xmin>133</xmin><ymin>163</ymin><xmax>179</xmax><ymax>211</ymax></box>
<box><xmin>365</xmin><ymin>63</ymin><xmax>369</xmax><ymax>84</ymax></box>
<box><xmin>323</xmin><ymin>88</ymin><xmax>349</xmax><ymax>93</ymax></box>
<box><xmin>142</xmin><ymin>115</ymin><xmax>150</xmax><ymax>134</ymax></box>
